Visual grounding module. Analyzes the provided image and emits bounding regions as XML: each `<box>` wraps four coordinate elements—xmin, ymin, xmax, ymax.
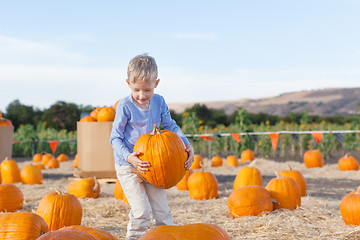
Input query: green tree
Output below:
<box><xmin>5</xmin><ymin>100</ymin><xmax>40</xmax><ymax>130</ymax></box>
<box><xmin>41</xmin><ymin>101</ymin><xmax>80</xmax><ymax>131</ymax></box>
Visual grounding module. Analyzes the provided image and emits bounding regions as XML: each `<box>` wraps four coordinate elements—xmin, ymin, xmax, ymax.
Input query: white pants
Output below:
<box><xmin>115</xmin><ymin>164</ymin><xmax>173</xmax><ymax>240</ymax></box>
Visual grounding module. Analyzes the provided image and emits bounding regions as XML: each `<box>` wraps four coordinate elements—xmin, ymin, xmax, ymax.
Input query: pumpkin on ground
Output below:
<box><xmin>0</xmin><ymin>212</ymin><xmax>49</xmax><ymax>239</ymax></box>
<box><xmin>241</xmin><ymin>149</ymin><xmax>255</xmax><ymax>163</ymax></box>
<box><xmin>61</xmin><ymin>225</ymin><xmax>117</xmax><ymax>240</ymax></box>
<box><xmin>211</xmin><ymin>156</ymin><xmax>223</xmax><ymax>167</ymax></box>
<box><xmin>340</xmin><ymin>186</ymin><xmax>360</xmax><ymax>225</ymax></box>
<box><xmin>35</xmin><ymin>163</ymin><xmax>46</xmax><ymax>170</ymax></box>
<box><xmin>338</xmin><ymin>154</ymin><xmax>359</xmax><ymax>171</ymax></box>
<box><xmin>97</xmin><ymin>107</ymin><xmax>116</xmax><ymax>122</ymax></box>
<box><xmin>73</xmin><ymin>154</ymin><xmax>78</xmax><ymax>168</ymax></box>
<box><xmin>67</xmin><ymin>177</ymin><xmax>100</xmax><ymax>199</ymax></box>
<box><xmin>141</xmin><ymin>223</ymin><xmax>231</xmax><ymax>240</ymax></box>
<box><xmin>42</xmin><ymin>153</ymin><xmax>54</xmax><ymax>165</ymax></box>
<box><xmin>133</xmin><ymin>124</ymin><xmax>188</xmax><ymax>189</ymax></box>
<box><xmin>233</xmin><ymin>160</ymin><xmax>263</xmax><ymax>190</ymax></box>
<box><xmin>225</xmin><ymin>155</ymin><xmax>239</xmax><ymax>167</ymax></box>
<box><xmin>20</xmin><ymin>164</ymin><xmax>43</xmax><ymax>185</ymax></box>
<box><xmin>0</xmin><ymin>183</ymin><xmax>24</xmax><ymax>212</ymax></box>
<box><xmin>47</xmin><ymin>158</ymin><xmax>60</xmax><ymax>169</ymax></box>
<box><xmin>191</xmin><ymin>155</ymin><xmax>203</xmax><ymax>169</ymax></box>
<box><xmin>37</xmin><ymin>229</ymin><xmax>98</xmax><ymax>240</ymax></box>
<box><xmin>114</xmin><ymin>179</ymin><xmax>129</xmax><ymax>204</ymax></box>
<box><xmin>228</xmin><ymin>185</ymin><xmax>273</xmax><ymax>217</ymax></box>
<box><xmin>265</xmin><ymin>172</ymin><xmax>301</xmax><ymax>210</ymax></box>
<box><xmin>33</xmin><ymin>153</ymin><xmax>43</xmax><ymax>162</ymax></box>
<box><xmin>188</xmin><ymin>171</ymin><xmax>218</xmax><ymax>200</ymax></box>
<box><xmin>279</xmin><ymin>164</ymin><xmax>307</xmax><ymax>196</ymax></box>
<box><xmin>303</xmin><ymin>149</ymin><xmax>324</xmax><ymax>168</ymax></box>
<box><xmin>176</xmin><ymin>169</ymin><xmax>193</xmax><ymax>190</ymax></box>
<box><xmin>0</xmin><ymin>157</ymin><xmax>21</xmax><ymax>183</ymax></box>
<box><xmin>57</xmin><ymin>153</ymin><xmax>69</xmax><ymax>162</ymax></box>
<box><xmin>36</xmin><ymin>189</ymin><xmax>83</xmax><ymax>231</ymax></box>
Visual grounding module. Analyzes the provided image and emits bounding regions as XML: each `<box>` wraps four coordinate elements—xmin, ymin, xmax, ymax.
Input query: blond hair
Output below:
<box><xmin>127</xmin><ymin>54</ymin><xmax>158</xmax><ymax>83</ymax></box>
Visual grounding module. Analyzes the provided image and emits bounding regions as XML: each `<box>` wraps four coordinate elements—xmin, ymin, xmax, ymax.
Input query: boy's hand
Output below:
<box><xmin>127</xmin><ymin>151</ymin><xmax>150</xmax><ymax>174</ymax></box>
<box><xmin>184</xmin><ymin>144</ymin><xmax>194</xmax><ymax>170</ymax></box>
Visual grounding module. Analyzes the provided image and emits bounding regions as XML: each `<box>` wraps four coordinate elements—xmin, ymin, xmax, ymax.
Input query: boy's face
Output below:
<box><xmin>126</xmin><ymin>79</ymin><xmax>160</xmax><ymax>109</ymax></box>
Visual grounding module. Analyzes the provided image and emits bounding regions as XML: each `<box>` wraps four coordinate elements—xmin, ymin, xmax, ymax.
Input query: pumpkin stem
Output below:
<box><xmin>54</xmin><ymin>187</ymin><xmax>64</xmax><ymax>195</ymax></box>
<box><xmin>249</xmin><ymin>159</ymin><xmax>257</xmax><ymax>168</ymax></box>
<box><xmin>287</xmin><ymin>163</ymin><xmax>293</xmax><ymax>171</ymax></box>
<box><xmin>93</xmin><ymin>177</ymin><xmax>99</xmax><ymax>192</ymax></box>
<box><xmin>151</xmin><ymin>124</ymin><xmax>162</xmax><ymax>135</ymax></box>
<box><xmin>274</xmin><ymin>171</ymin><xmax>282</xmax><ymax>179</ymax></box>
<box><xmin>344</xmin><ymin>153</ymin><xmax>349</xmax><ymax>158</ymax></box>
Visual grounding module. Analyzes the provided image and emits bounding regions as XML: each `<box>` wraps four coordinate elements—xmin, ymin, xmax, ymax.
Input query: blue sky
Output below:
<box><xmin>1</xmin><ymin>0</ymin><xmax>360</xmax><ymax>112</ymax></box>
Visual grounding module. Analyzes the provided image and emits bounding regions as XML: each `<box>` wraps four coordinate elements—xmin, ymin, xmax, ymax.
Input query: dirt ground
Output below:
<box><xmin>8</xmin><ymin>154</ymin><xmax>360</xmax><ymax>239</ymax></box>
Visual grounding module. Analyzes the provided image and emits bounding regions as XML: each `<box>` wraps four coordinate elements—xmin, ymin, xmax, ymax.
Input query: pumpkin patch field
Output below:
<box><xmin>3</xmin><ymin>154</ymin><xmax>360</xmax><ymax>239</ymax></box>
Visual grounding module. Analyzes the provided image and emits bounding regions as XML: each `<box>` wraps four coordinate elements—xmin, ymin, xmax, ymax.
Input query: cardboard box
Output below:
<box><xmin>74</xmin><ymin>122</ymin><xmax>117</xmax><ymax>179</ymax></box>
<box><xmin>0</xmin><ymin>126</ymin><xmax>14</xmax><ymax>161</ymax></box>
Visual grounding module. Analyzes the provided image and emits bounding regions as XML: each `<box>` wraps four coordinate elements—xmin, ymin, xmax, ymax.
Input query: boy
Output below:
<box><xmin>110</xmin><ymin>54</ymin><xmax>194</xmax><ymax>240</ymax></box>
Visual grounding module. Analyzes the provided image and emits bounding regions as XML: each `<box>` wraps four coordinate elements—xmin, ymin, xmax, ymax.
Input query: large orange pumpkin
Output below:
<box><xmin>33</xmin><ymin>153</ymin><xmax>43</xmax><ymax>162</ymax></box>
<box><xmin>97</xmin><ymin>107</ymin><xmax>116</xmax><ymax>122</ymax></box>
<box><xmin>233</xmin><ymin>160</ymin><xmax>263</xmax><ymax>190</ymax></box>
<box><xmin>141</xmin><ymin>223</ymin><xmax>231</xmax><ymax>240</ymax></box>
<box><xmin>114</xmin><ymin>179</ymin><xmax>129</xmax><ymax>204</ymax></box>
<box><xmin>279</xmin><ymin>164</ymin><xmax>306</xmax><ymax>197</ymax></box>
<box><xmin>61</xmin><ymin>225</ymin><xmax>117</xmax><ymax>240</ymax></box>
<box><xmin>0</xmin><ymin>183</ymin><xmax>24</xmax><ymax>212</ymax></box>
<box><xmin>67</xmin><ymin>177</ymin><xmax>100</xmax><ymax>199</ymax></box>
<box><xmin>265</xmin><ymin>172</ymin><xmax>301</xmax><ymax>210</ymax></box>
<box><xmin>37</xmin><ymin>229</ymin><xmax>98</xmax><ymax>240</ymax></box>
<box><xmin>340</xmin><ymin>186</ymin><xmax>360</xmax><ymax>225</ymax></box>
<box><xmin>228</xmin><ymin>185</ymin><xmax>273</xmax><ymax>217</ymax></box>
<box><xmin>36</xmin><ymin>189</ymin><xmax>83</xmax><ymax>231</ymax></box>
<box><xmin>188</xmin><ymin>171</ymin><xmax>218</xmax><ymax>200</ymax></box>
<box><xmin>20</xmin><ymin>164</ymin><xmax>43</xmax><ymax>185</ymax></box>
<box><xmin>0</xmin><ymin>212</ymin><xmax>49</xmax><ymax>239</ymax></box>
<box><xmin>338</xmin><ymin>154</ymin><xmax>359</xmax><ymax>171</ymax></box>
<box><xmin>211</xmin><ymin>156</ymin><xmax>223</xmax><ymax>167</ymax></box>
<box><xmin>190</xmin><ymin>155</ymin><xmax>203</xmax><ymax>169</ymax></box>
<box><xmin>0</xmin><ymin>157</ymin><xmax>21</xmax><ymax>183</ymax></box>
<box><xmin>57</xmin><ymin>153</ymin><xmax>69</xmax><ymax>162</ymax></box>
<box><xmin>241</xmin><ymin>149</ymin><xmax>255</xmax><ymax>163</ymax></box>
<box><xmin>303</xmin><ymin>149</ymin><xmax>324</xmax><ymax>168</ymax></box>
<box><xmin>0</xmin><ymin>114</ymin><xmax>12</xmax><ymax>126</ymax></box>
<box><xmin>133</xmin><ymin>124</ymin><xmax>188</xmax><ymax>189</ymax></box>
<box><xmin>47</xmin><ymin>158</ymin><xmax>60</xmax><ymax>169</ymax></box>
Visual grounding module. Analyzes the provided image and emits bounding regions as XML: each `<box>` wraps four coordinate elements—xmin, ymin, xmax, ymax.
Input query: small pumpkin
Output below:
<box><xmin>61</xmin><ymin>225</ymin><xmax>117</xmax><ymax>240</ymax></box>
<box><xmin>0</xmin><ymin>113</ymin><xmax>12</xmax><ymax>126</ymax></box>
<box><xmin>97</xmin><ymin>107</ymin><xmax>116</xmax><ymax>122</ymax></box>
<box><xmin>79</xmin><ymin>116</ymin><xmax>96</xmax><ymax>122</ymax></box>
<box><xmin>133</xmin><ymin>124</ymin><xmax>188</xmax><ymax>189</ymax></box>
<box><xmin>241</xmin><ymin>149</ymin><xmax>255</xmax><ymax>163</ymax></box>
<box><xmin>35</xmin><ymin>163</ymin><xmax>46</xmax><ymax>170</ymax></box>
<box><xmin>20</xmin><ymin>164</ymin><xmax>43</xmax><ymax>185</ymax></box>
<box><xmin>225</xmin><ymin>155</ymin><xmax>239</xmax><ymax>167</ymax></box>
<box><xmin>228</xmin><ymin>185</ymin><xmax>273</xmax><ymax>217</ymax></box>
<box><xmin>57</xmin><ymin>153</ymin><xmax>69</xmax><ymax>162</ymax></box>
<box><xmin>265</xmin><ymin>172</ymin><xmax>301</xmax><ymax>210</ymax></box>
<box><xmin>0</xmin><ymin>157</ymin><xmax>21</xmax><ymax>183</ymax></box>
<box><xmin>176</xmin><ymin>169</ymin><xmax>193</xmax><ymax>190</ymax></box>
<box><xmin>47</xmin><ymin>158</ymin><xmax>60</xmax><ymax>169</ymax></box>
<box><xmin>340</xmin><ymin>186</ymin><xmax>360</xmax><ymax>225</ymax></box>
<box><xmin>37</xmin><ymin>229</ymin><xmax>98</xmax><ymax>240</ymax></box>
<box><xmin>73</xmin><ymin>154</ymin><xmax>79</xmax><ymax>168</ymax></box>
<box><xmin>42</xmin><ymin>153</ymin><xmax>54</xmax><ymax>165</ymax></box>
<box><xmin>33</xmin><ymin>153</ymin><xmax>43</xmax><ymax>162</ymax></box>
<box><xmin>67</xmin><ymin>177</ymin><xmax>100</xmax><ymax>199</ymax></box>
<box><xmin>190</xmin><ymin>155</ymin><xmax>203</xmax><ymax>169</ymax></box>
<box><xmin>90</xmin><ymin>107</ymin><xmax>103</xmax><ymax>121</ymax></box>
<box><xmin>188</xmin><ymin>171</ymin><xmax>218</xmax><ymax>200</ymax></box>
<box><xmin>303</xmin><ymin>149</ymin><xmax>324</xmax><ymax>168</ymax></box>
<box><xmin>211</xmin><ymin>156</ymin><xmax>223</xmax><ymax>167</ymax></box>
<box><xmin>279</xmin><ymin>164</ymin><xmax>306</xmax><ymax>196</ymax></box>
<box><xmin>233</xmin><ymin>160</ymin><xmax>263</xmax><ymax>190</ymax></box>
<box><xmin>338</xmin><ymin>154</ymin><xmax>359</xmax><ymax>171</ymax></box>
<box><xmin>141</xmin><ymin>223</ymin><xmax>231</xmax><ymax>240</ymax></box>
<box><xmin>114</xmin><ymin>179</ymin><xmax>129</xmax><ymax>204</ymax></box>
<box><xmin>36</xmin><ymin>189</ymin><xmax>83</xmax><ymax>231</ymax></box>
<box><xmin>0</xmin><ymin>183</ymin><xmax>24</xmax><ymax>212</ymax></box>
<box><xmin>0</xmin><ymin>212</ymin><xmax>49</xmax><ymax>239</ymax></box>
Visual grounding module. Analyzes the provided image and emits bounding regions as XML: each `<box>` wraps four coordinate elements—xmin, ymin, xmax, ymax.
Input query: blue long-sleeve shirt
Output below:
<box><xmin>110</xmin><ymin>94</ymin><xmax>190</xmax><ymax>166</ymax></box>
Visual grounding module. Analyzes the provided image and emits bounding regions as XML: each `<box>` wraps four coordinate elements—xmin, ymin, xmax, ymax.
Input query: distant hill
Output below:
<box><xmin>168</xmin><ymin>87</ymin><xmax>360</xmax><ymax>116</ymax></box>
